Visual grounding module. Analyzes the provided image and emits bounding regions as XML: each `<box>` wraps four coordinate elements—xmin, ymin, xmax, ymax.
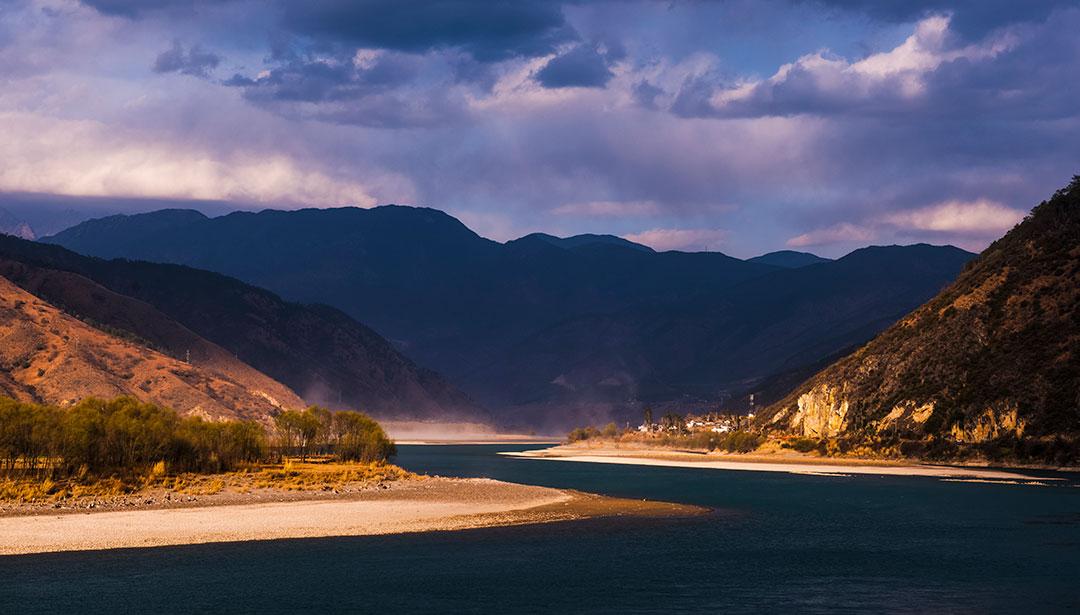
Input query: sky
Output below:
<box><xmin>1</xmin><ymin>0</ymin><xmax>1077</xmax><ymax>257</ymax></box>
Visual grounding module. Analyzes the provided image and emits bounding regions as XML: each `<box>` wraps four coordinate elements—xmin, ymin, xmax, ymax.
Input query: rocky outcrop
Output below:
<box><xmin>790</xmin><ymin>384</ymin><xmax>850</xmax><ymax>437</ymax></box>
<box><xmin>949</xmin><ymin>406</ymin><xmax>1025</xmax><ymax>443</ymax></box>
<box><xmin>871</xmin><ymin>402</ymin><xmax>935</xmax><ymax>433</ymax></box>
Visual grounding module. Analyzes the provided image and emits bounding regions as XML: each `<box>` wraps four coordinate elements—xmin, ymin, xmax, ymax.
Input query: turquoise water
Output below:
<box><xmin>2</xmin><ymin>444</ymin><xmax>1079</xmax><ymax>614</ymax></box>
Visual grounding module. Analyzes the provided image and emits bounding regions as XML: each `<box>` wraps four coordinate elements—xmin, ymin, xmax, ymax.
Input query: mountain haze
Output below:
<box><xmin>47</xmin><ymin>206</ymin><xmax>974</xmax><ymax>427</ymax></box>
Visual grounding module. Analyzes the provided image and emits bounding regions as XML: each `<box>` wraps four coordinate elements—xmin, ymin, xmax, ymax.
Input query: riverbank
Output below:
<box><xmin>504</xmin><ymin>444</ymin><xmax>1064</xmax><ymax>481</ymax></box>
<box><xmin>0</xmin><ymin>476</ymin><xmax>701</xmax><ymax>555</ymax></box>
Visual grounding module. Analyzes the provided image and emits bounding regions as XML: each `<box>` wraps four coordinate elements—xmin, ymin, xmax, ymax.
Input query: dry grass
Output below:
<box><xmin>0</xmin><ymin>476</ymin><xmax>128</xmax><ymax>502</ymax></box>
<box><xmin>0</xmin><ymin>459</ymin><xmax>417</xmax><ymax>503</ymax></box>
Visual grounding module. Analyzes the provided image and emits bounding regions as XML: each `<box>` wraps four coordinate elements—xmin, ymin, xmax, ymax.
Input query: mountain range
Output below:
<box><xmin>758</xmin><ymin>177</ymin><xmax>1080</xmax><ymax>463</ymax></box>
<box><xmin>46</xmin><ymin>206</ymin><xmax>974</xmax><ymax>428</ymax></box>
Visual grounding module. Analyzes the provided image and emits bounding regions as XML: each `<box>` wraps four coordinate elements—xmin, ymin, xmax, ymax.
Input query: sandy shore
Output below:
<box><xmin>0</xmin><ymin>477</ymin><xmax>700</xmax><ymax>556</ymax></box>
<box><xmin>395</xmin><ymin>439</ymin><xmax>561</xmax><ymax>445</ymax></box>
<box><xmin>504</xmin><ymin>446</ymin><xmax>1060</xmax><ymax>481</ymax></box>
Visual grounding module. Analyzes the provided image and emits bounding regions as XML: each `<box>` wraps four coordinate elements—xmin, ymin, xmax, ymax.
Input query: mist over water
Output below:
<box><xmin>3</xmin><ymin>445</ymin><xmax>1078</xmax><ymax>614</ymax></box>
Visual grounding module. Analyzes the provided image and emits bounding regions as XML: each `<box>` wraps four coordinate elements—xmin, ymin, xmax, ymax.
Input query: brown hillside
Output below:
<box><xmin>0</xmin><ymin>236</ymin><xmax>482</xmax><ymax>422</ymax></box>
<box><xmin>0</xmin><ymin>275</ymin><xmax>304</xmax><ymax>421</ymax></box>
<box><xmin>758</xmin><ymin>177</ymin><xmax>1080</xmax><ymax>462</ymax></box>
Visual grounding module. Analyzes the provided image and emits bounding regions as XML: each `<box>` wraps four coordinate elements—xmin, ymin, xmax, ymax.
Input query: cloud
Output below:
<box><xmin>680</xmin><ymin>15</ymin><xmax>1016</xmax><ymax>118</ymax></box>
<box><xmin>3</xmin><ymin>0</ymin><xmax>1074</xmax><ymax>260</ymax></box>
<box><xmin>787</xmin><ymin>199</ymin><xmax>1026</xmax><ymax>249</ymax></box>
<box><xmin>279</xmin><ymin>0</ymin><xmax>576</xmax><ymax>62</ymax></box>
<box><xmin>623</xmin><ymin>228</ymin><xmax>729</xmax><ymax>252</ymax></box>
<box><xmin>632</xmin><ymin>80</ymin><xmax>665</xmax><ymax>110</ymax></box>
<box><xmin>797</xmin><ymin>0</ymin><xmax>1075</xmax><ymax>40</ymax></box>
<box><xmin>787</xmin><ymin>223</ymin><xmax>875</xmax><ymax>248</ymax></box>
<box><xmin>535</xmin><ymin>44</ymin><xmax>614</xmax><ymax>88</ymax></box>
<box><xmin>225</xmin><ymin>53</ymin><xmax>417</xmax><ymax>103</ymax></box>
<box><xmin>153</xmin><ymin>41</ymin><xmax>220</xmax><ymax>78</ymax></box>
<box><xmin>80</xmin><ymin>0</ymin><xmax>236</xmax><ymax>18</ymax></box>
<box><xmin>552</xmin><ymin>200</ymin><xmax>661</xmax><ymax>217</ymax></box>
<box><xmin>0</xmin><ymin>111</ymin><xmax>376</xmax><ymax>206</ymax></box>
<box><xmin>223</xmin><ymin>50</ymin><xmax>465</xmax><ymax>128</ymax></box>
<box><xmin>883</xmin><ymin>199</ymin><xmax>1025</xmax><ymax>234</ymax></box>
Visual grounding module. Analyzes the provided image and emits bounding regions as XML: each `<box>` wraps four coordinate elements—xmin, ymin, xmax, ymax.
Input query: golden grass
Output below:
<box><xmin>0</xmin><ymin>459</ymin><xmax>416</xmax><ymax>503</ymax></box>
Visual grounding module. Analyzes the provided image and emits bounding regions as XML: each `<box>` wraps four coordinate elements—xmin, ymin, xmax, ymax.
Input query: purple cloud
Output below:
<box><xmin>0</xmin><ymin>0</ymin><xmax>1074</xmax><ymax>259</ymax></box>
<box><xmin>535</xmin><ymin>44</ymin><xmax>614</xmax><ymax>88</ymax></box>
<box><xmin>153</xmin><ymin>41</ymin><xmax>221</xmax><ymax>78</ymax></box>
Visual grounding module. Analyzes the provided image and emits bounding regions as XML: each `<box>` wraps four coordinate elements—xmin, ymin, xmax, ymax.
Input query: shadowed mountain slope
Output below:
<box><xmin>0</xmin><ymin>236</ymin><xmax>481</xmax><ymax>421</ymax></box>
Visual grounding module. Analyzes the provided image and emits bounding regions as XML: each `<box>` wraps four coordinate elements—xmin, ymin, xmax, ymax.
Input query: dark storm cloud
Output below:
<box><xmin>797</xmin><ymin>0</ymin><xmax>1077</xmax><ymax>38</ymax></box>
<box><xmin>80</xmin><ymin>0</ymin><xmax>235</xmax><ymax>18</ymax></box>
<box><xmin>279</xmin><ymin>0</ymin><xmax>576</xmax><ymax>62</ymax></box>
<box><xmin>920</xmin><ymin>18</ymin><xmax>1080</xmax><ymax>120</ymax></box>
<box><xmin>535</xmin><ymin>44</ymin><xmax>613</xmax><ymax>88</ymax></box>
<box><xmin>152</xmin><ymin>41</ymin><xmax>221</xmax><ymax>77</ymax></box>
<box><xmin>225</xmin><ymin>53</ymin><xmax>419</xmax><ymax>103</ymax></box>
<box><xmin>82</xmin><ymin>0</ymin><xmax>577</xmax><ymax>63</ymax></box>
<box><xmin>223</xmin><ymin>51</ymin><xmax>463</xmax><ymax>128</ymax></box>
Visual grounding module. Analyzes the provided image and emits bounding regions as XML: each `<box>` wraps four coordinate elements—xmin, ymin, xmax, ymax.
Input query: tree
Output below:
<box><xmin>661</xmin><ymin>413</ymin><xmax>685</xmax><ymax>433</ymax></box>
<box><xmin>331</xmin><ymin>410</ymin><xmax>395</xmax><ymax>462</ymax></box>
<box><xmin>643</xmin><ymin>406</ymin><xmax>653</xmax><ymax>429</ymax></box>
<box><xmin>273</xmin><ymin>410</ymin><xmax>303</xmax><ymax>458</ymax></box>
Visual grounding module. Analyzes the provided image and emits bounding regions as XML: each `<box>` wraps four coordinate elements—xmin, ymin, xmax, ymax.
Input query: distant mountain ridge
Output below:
<box><xmin>748</xmin><ymin>250</ymin><xmax>831</xmax><ymax>268</ymax></box>
<box><xmin>0</xmin><ymin>235</ymin><xmax>481</xmax><ymax>422</ymax></box>
<box><xmin>758</xmin><ymin>177</ymin><xmax>1080</xmax><ymax>463</ymax></box>
<box><xmin>46</xmin><ymin>205</ymin><xmax>974</xmax><ymax>428</ymax></box>
<box><xmin>521</xmin><ymin>233</ymin><xmax>655</xmax><ymax>253</ymax></box>
<box><xmin>0</xmin><ymin>208</ymin><xmax>34</xmax><ymax>240</ymax></box>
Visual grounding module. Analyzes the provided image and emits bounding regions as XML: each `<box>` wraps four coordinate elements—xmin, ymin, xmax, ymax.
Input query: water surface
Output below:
<box><xmin>2</xmin><ymin>444</ymin><xmax>1078</xmax><ymax>614</ymax></box>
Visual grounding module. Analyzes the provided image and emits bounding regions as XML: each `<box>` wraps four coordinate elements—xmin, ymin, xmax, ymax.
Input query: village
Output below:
<box><xmin>636</xmin><ymin>409</ymin><xmax>757</xmax><ymax>435</ymax></box>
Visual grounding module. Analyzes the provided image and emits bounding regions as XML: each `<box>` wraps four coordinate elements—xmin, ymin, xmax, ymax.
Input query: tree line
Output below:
<box><xmin>0</xmin><ymin>396</ymin><xmax>395</xmax><ymax>479</ymax></box>
<box><xmin>272</xmin><ymin>406</ymin><xmax>396</xmax><ymax>462</ymax></box>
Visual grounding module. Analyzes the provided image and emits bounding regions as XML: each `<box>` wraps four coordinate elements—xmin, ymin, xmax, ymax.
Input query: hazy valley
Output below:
<box><xmin>45</xmin><ymin>206</ymin><xmax>974</xmax><ymax>430</ymax></box>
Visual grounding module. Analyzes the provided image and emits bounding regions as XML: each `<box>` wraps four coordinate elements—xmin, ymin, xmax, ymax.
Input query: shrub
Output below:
<box><xmin>782</xmin><ymin>437</ymin><xmax>821</xmax><ymax>453</ymax></box>
<box><xmin>567</xmin><ymin>426</ymin><xmax>600</xmax><ymax>442</ymax></box>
